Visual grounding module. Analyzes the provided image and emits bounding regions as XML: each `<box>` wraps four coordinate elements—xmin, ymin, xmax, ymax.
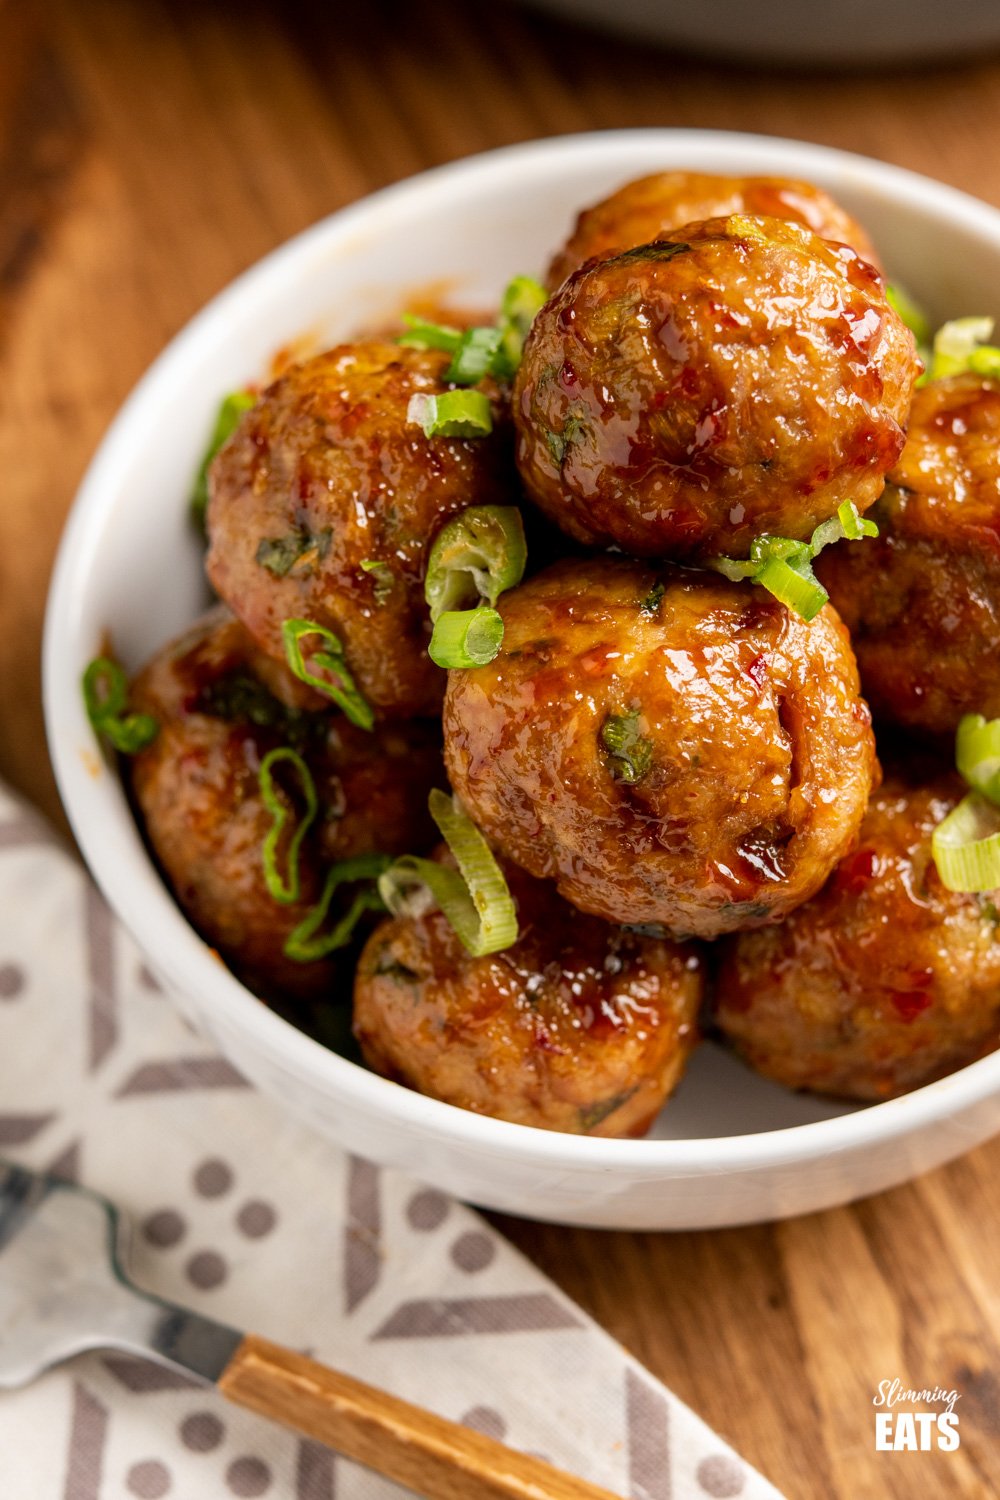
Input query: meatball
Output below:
<box><xmin>443</xmin><ymin>558</ymin><xmax>876</xmax><ymax>939</ymax></box>
<box><xmin>129</xmin><ymin>608</ymin><xmax>442</xmax><ymax>1001</ymax></box>
<box><xmin>515</xmin><ymin>215</ymin><xmax>918</xmax><ymax>561</ymax></box>
<box><xmin>354</xmin><ymin>854</ymin><xmax>703</xmax><ymax>1135</ymax></box>
<box><xmin>714</xmin><ymin>770</ymin><xmax>1000</xmax><ymax>1100</ymax></box>
<box><xmin>546</xmin><ymin>170</ymin><xmax>880</xmax><ymax>289</ymax></box>
<box><xmin>206</xmin><ymin>342</ymin><xmax>511</xmax><ymax>719</ymax></box>
<box><xmin>816</xmin><ymin>374</ymin><xmax>1000</xmax><ymax>737</ymax></box>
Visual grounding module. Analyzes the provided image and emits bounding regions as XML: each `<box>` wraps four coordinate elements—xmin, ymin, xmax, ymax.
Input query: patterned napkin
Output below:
<box><xmin>0</xmin><ymin>780</ymin><xmax>783</xmax><ymax>1500</ymax></box>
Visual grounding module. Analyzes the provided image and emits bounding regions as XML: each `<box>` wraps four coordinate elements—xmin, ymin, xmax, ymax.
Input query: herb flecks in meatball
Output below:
<box><xmin>817</xmin><ymin>373</ymin><xmax>1000</xmax><ymax>737</ymax></box>
<box><xmin>516</xmin><ymin>215</ymin><xmax>918</xmax><ymax>561</ymax></box>
<box><xmin>715</xmin><ymin>769</ymin><xmax>1000</xmax><ymax>1100</ymax></box>
<box><xmin>443</xmin><ymin>558</ymin><xmax>876</xmax><ymax>940</ymax></box>
<box><xmin>354</xmin><ymin>855</ymin><xmax>703</xmax><ymax>1135</ymax></box>
<box><xmin>546</xmin><ymin>170</ymin><xmax>882</xmax><ymax>289</ymax></box>
<box><xmin>206</xmin><ymin>341</ymin><xmax>511</xmax><ymax>718</ymax></box>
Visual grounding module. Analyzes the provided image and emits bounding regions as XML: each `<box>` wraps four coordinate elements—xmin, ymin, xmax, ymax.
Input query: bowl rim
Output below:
<box><xmin>43</xmin><ymin>126</ymin><xmax>1000</xmax><ymax>1178</ymax></box>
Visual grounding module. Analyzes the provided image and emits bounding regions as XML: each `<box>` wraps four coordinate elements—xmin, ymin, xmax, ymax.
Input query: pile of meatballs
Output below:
<box><xmin>124</xmin><ymin>169</ymin><xmax>1000</xmax><ymax>1138</ymax></box>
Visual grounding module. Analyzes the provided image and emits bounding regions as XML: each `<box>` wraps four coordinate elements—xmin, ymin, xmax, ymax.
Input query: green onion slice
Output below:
<box><xmin>191</xmin><ymin>390</ymin><xmax>256</xmax><ymax>529</ymax></box>
<box><xmin>378</xmin><ymin>789</ymin><xmax>518</xmax><ymax>957</ymax></box>
<box><xmin>446</xmin><ymin>326</ymin><xmax>504</xmax><ymax>385</ymax></box>
<box><xmin>957</xmin><ymin>714</ymin><xmax>1000</xmax><ymax>806</ymax></box>
<box><xmin>886</xmin><ymin>283</ymin><xmax>931</xmax><ymax>346</ymax></box>
<box><xmin>407</xmin><ymin>390</ymin><xmax>493</xmax><ymax>439</ymax></box>
<box><xmin>398</xmin><ymin>275</ymin><xmax>547</xmax><ymax>384</ymax></box>
<box><xmin>259</xmin><ymin>748</ymin><xmax>319</xmax><ymax>905</ymax></box>
<box><xmin>82</xmin><ymin>657</ymin><xmax>158</xmax><ymax>754</ymax></box>
<box><xmin>931</xmin><ymin>792</ymin><xmax>1000</xmax><ymax>894</ymax></box>
<box><xmin>429</xmin><ymin>607</ymin><xmax>504</xmax><ymax>669</ymax></box>
<box><xmin>284</xmin><ymin>853</ymin><xmax>390</xmax><ymax>962</ymax></box>
<box><xmin>929</xmin><ymin>316</ymin><xmax>1000</xmax><ymax>381</ymax></box>
<box><xmin>754</xmin><ymin>554</ymin><xmax>828</xmax><ymax>622</ymax></box>
<box><xmin>397</xmin><ymin>314</ymin><xmax>463</xmax><ymax>353</ymax></box>
<box><xmin>281</xmin><ymin>619</ymin><xmax>374</xmax><ymax>730</ymax></box>
<box><xmin>708</xmin><ymin>502</ymin><xmax>878</xmax><ymax>621</ymax></box>
<box><xmin>425</xmin><ymin>506</ymin><xmax>527</xmax><ymax>621</ymax></box>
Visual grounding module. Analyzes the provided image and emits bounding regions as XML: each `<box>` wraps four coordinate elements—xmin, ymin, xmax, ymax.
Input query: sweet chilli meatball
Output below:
<box><xmin>547</xmin><ymin>170</ymin><xmax>880</xmax><ymax>289</ymax></box>
<box><xmin>354</xmin><ymin>854</ymin><xmax>703</xmax><ymax>1135</ymax></box>
<box><xmin>714</xmin><ymin>770</ymin><xmax>1000</xmax><ymax>1100</ymax></box>
<box><xmin>129</xmin><ymin>608</ymin><xmax>442</xmax><ymax>1000</ymax></box>
<box><xmin>443</xmin><ymin>558</ymin><xmax>876</xmax><ymax>939</ymax></box>
<box><xmin>206</xmin><ymin>342</ymin><xmax>511</xmax><ymax>718</ymax></box>
<box><xmin>817</xmin><ymin>374</ymin><xmax>1000</xmax><ymax>737</ymax></box>
<box><xmin>516</xmin><ymin>216</ymin><xmax>918</xmax><ymax>560</ymax></box>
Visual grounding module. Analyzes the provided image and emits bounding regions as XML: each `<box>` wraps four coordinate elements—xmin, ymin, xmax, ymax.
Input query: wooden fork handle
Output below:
<box><xmin>219</xmin><ymin>1334</ymin><xmax>623</xmax><ymax>1500</ymax></box>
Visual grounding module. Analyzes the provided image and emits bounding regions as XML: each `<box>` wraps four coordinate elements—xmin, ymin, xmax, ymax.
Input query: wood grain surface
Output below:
<box><xmin>2</xmin><ymin>1</ymin><xmax>1000</xmax><ymax>1494</ymax></box>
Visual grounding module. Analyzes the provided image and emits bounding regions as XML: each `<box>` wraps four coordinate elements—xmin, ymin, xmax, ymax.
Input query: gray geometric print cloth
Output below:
<box><xmin>0</xmin><ymin>781</ymin><xmax>784</xmax><ymax>1500</ymax></box>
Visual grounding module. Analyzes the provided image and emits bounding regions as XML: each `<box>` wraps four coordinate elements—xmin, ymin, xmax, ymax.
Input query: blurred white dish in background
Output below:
<box><xmin>519</xmin><ymin>0</ymin><xmax>1000</xmax><ymax>66</ymax></box>
<box><xmin>44</xmin><ymin>130</ymin><xmax>1000</xmax><ymax>1230</ymax></box>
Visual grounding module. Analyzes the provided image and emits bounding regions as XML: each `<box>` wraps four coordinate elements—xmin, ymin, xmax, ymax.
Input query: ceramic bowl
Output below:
<box><xmin>44</xmin><ymin>130</ymin><xmax>1000</xmax><ymax>1230</ymax></box>
<box><xmin>523</xmin><ymin>0</ymin><xmax>1000</xmax><ymax>66</ymax></box>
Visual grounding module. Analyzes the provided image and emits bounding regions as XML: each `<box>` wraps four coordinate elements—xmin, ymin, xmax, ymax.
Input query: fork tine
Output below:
<box><xmin>0</xmin><ymin>1159</ymin><xmax>53</xmax><ymax>1252</ymax></box>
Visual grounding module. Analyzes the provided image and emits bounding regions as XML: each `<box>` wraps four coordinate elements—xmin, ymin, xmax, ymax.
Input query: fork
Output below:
<box><xmin>0</xmin><ymin>1158</ymin><xmax>622</xmax><ymax>1500</ymax></box>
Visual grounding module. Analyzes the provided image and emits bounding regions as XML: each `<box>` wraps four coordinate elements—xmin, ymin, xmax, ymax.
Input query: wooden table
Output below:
<box><xmin>3</xmin><ymin>2</ymin><xmax>1000</xmax><ymax>1494</ymax></box>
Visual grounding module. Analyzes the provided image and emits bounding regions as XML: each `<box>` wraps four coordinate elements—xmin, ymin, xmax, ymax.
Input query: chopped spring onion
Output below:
<box><xmin>754</xmin><ymin>552</ymin><xmax>827</xmax><ymax>622</ymax></box>
<box><xmin>493</xmin><ymin>275</ymin><xmax>548</xmax><ymax>378</ymax></box>
<box><xmin>407</xmin><ymin>390</ymin><xmax>493</xmax><ymax>439</ymax></box>
<box><xmin>284</xmin><ymin>852</ymin><xmax>391</xmax><ymax>962</ymax></box>
<box><xmin>428</xmin><ymin>606</ymin><xmax>504</xmax><ymax>669</ymax></box>
<box><xmin>709</xmin><ymin>501</ymin><xmax>878</xmax><ymax>622</ymax></box>
<box><xmin>600</xmin><ymin>711</ymin><xmax>653</xmax><ymax>784</ymax></box>
<box><xmin>259</xmin><ymin>748</ymin><xmax>318</xmax><ymax>905</ymax></box>
<box><xmin>399</xmin><ymin>276</ymin><xmax>547</xmax><ymax>384</ymax></box>
<box><xmin>191</xmin><ymin>390</ymin><xmax>256</xmax><ymax>529</ymax></box>
<box><xmin>446</xmin><ymin>326</ymin><xmax>504</xmax><ymax>385</ymax></box>
<box><xmin>957</xmin><ymin>714</ymin><xmax>1000</xmax><ymax>805</ymax></box>
<box><xmin>886</xmin><ymin>283</ymin><xmax>931</xmax><ymax>347</ymax></box>
<box><xmin>378</xmin><ymin>789</ymin><xmax>518</xmax><ymax>956</ymax></box>
<box><xmin>281</xmin><ymin>619</ymin><xmax>374</xmax><ymax>730</ymax></box>
<box><xmin>424</xmin><ymin>507</ymin><xmax>526</xmax><ymax>669</ymax></box>
<box><xmin>397</xmin><ymin>314</ymin><xmax>463</xmax><ymax>354</ymax></box>
<box><xmin>82</xmin><ymin>658</ymin><xmax>158</xmax><ymax>754</ymax></box>
<box><xmin>425</xmin><ymin>506</ymin><xmax>527</xmax><ymax>621</ymax></box>
<box><xmin>928</xmin><ymin>316</ymin><xmax>1000</xmax><ymax>381</ymax></box>
<box><xmin>931</xmin><ymin>793</ymin><xmax>1000</xmax><ymax>894</ymax></box>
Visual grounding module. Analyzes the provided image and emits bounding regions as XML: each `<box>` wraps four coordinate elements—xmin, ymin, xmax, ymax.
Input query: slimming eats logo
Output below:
<box><xmin>873</xmin><ymin>1379</ymin><xmax>960</xmax><ymax>1451</ymax></box>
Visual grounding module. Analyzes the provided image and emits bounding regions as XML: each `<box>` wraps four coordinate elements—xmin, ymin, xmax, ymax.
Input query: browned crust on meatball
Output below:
<box><xmin>442</xmin><ymin>558</ymin><xmax>876</xmax><ymax>939</ymax></box>
<box><xmin>128</xmin><ymin>607</ymin><xmax>442</xmax><ymax>1001</ymax></box>
<box><xmin>714</xmin><ymin>770</ymin><xmax>1000</xmax><ymax>1100</ymax></box>
<box><xmin>817</xmin><ymin>374</ymin><xmax>1000</xmax><ymax>737</ymax></box>
<box><xmin>547</xmin><ymin>170</ymin><xmax>881</xmax><ymax>290</ymax></box>
<box><xmin>206</xmin><ymin>342</ymin><xmax>512</xmax><ymax>718</ymax></box>
<box><xmin>516</xmin><ymin>216</ymin><xmax>917</xmax><ymax>561</ymax></box>
<box><xmin>353</xmin><ymin>855</ymin><xmax>703</xmax><ymax>1135</ymax></box>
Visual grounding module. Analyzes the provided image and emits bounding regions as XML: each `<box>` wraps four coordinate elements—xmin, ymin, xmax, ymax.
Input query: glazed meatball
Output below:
<box><xmin>129</xmin><ymin>608</ymin><xmax>442</xmax><ymax>1001</ymax></box>
<box><xmin>443</xmin><ymin>558</ymin><xmax>876</xmax><ymax>940</ymax></box>
<box><xmin>354</xmin><ymin>854</ymin><xmax>703</xmax><ymax>1135</ymax></box>
<box><xmin>816</xmin><ymin>374</ymin><xmax>1000</xmax><ymax>737</ymax></box>
<box><xmin>515</xmin><ymin>215</ymin><xmax>918</xmax><ymax>561</ymax></box>
<box><xmin>714</xmin><ymin>770</ymin><xmax>1000</xmax><ymax>1100</ymax></box>
<box><xmin>546</xmin><ymin>171</ymin><xmax>880</xmax><ymax>290</ymax></box>
<box><xmin>206</xmin><ymin>342</ymin><xmax>511</xmax><ymax>719</ymax></box>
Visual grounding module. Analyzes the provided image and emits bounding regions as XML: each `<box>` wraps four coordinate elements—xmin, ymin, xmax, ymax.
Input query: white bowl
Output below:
<box><xmin>522</xmin><ymin>0</ymin><xmax>1000</xmax><ymax>67</ymax></box>
<box><xmin>44</xmin><ymin>130</ymin><xmax>1000</xmax><ymax>1230</ymax></box>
